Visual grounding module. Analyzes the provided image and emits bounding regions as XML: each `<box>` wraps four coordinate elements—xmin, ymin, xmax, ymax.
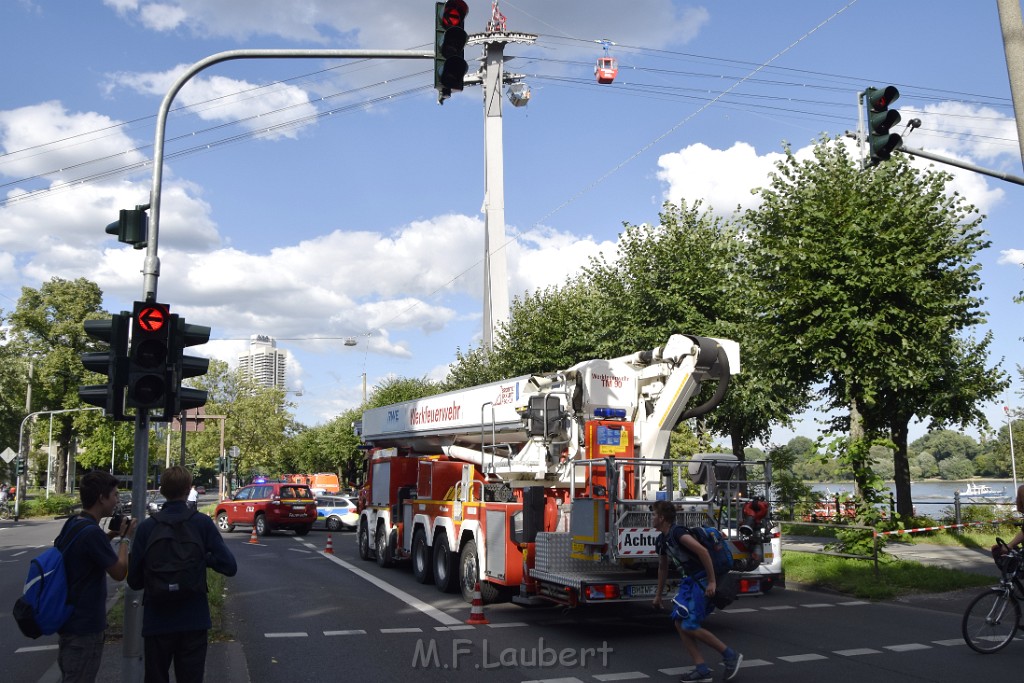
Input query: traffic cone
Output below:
<box><xmin>324</xmin><ymin>533</ymin><xmax>334</xmax><ymax>554</ymax></box>
<box><xmin>248</xmin><ymin>528</ymin><xmax>259</xmax><ymax>544</ymax></box>
<box><xmin>466</xmin><ymin>582</ymin><xmax>489</xmax><ymax>625</ymax></box>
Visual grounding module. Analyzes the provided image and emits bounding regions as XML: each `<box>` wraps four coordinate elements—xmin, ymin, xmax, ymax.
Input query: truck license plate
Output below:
<box><xmin>626</xmin><ymin>584</ymin><xmax>657</xmax><ymax>597</ymax></box>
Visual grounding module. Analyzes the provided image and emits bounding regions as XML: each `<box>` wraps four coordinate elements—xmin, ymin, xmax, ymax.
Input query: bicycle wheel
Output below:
<box><xmin>0</xmin><ymin>505</ymin><xmax>10</xmax><ymax>520</ymax></box>
<box><xmin>962</xmin><ymin>587</ymin><xmax>1020</xmax><ymax>653</ymax></box>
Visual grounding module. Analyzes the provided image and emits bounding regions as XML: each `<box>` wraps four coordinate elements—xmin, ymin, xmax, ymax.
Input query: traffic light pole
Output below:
<box><xmin>122</xmin><ymin>47</ymin><xmax>432</xmax><ymax>683</ymax></box>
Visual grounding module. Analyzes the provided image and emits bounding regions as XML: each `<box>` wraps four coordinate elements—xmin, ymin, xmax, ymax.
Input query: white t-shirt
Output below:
<box><xmin>187</xmin><ymin>487</ymin><xmax>198</xmax><ymax>503</ymax></box>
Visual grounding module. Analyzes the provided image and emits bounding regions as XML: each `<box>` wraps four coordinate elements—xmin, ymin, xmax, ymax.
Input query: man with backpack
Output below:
<box><xmin>650</xmin><ymin>500</ymin><xmax>743</xmax><ymax>682</ymax></box>
<box><xmin>58</xmin><ymin>470</ymin><xmax>135</xmax><ymax>683</ymax></box>
<box><xmin>127</xmin><ymin>465</ymin><xmax>236</xmax><ymax>683</ymax></box>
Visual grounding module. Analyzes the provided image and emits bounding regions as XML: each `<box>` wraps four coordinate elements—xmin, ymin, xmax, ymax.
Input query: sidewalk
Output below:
<box><xmin>784</xmin><ymin>535</ymin><xmax>1003</xmax><ymax>578</ymax></box>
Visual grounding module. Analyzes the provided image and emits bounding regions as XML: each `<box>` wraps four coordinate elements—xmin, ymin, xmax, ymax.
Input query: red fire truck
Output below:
<box><xmin>356</xmin><ymin>334</ymin><xmax>782</xmax><ymax>605</ymax></box>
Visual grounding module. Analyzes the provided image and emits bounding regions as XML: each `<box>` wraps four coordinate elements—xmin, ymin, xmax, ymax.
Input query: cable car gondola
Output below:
<box><xmin>595</xmin><ymin>40</ymin><xmax>618</xmax><ymax>84</ymax></box>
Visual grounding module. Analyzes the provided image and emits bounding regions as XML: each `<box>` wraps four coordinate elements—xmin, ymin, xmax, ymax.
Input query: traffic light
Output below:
<box><xmin>865</xmin><ymin>85</ymin><xmax>902</xmax><ymax>166</ymax></box>
<box><xmin>105</xmin><ymin>207</ymin><xmax>148</xmax><ymax>249</ymax></box>
<box><xmin>166</xmin><ymin>315</ymin><xmax>211</xmax><ymax>416</ymax></box>
<box><xmin>15</xmin><ymin>459</ymin><xmax>24</xmax><ymax>476</ymax></box>
<box><xmin>126</xmin><ymin>301</ymin><xmax>171</xmax><ymax>411</ymax></box>
<box><xmin>435</xmin><ymin>1</ymin><xmax>469</xmax><ymax>95</ymax></box>
<box><xmin>78</xmin><ymin>312</ymin><xmax>130</xmax><ymax>419</ymax></box>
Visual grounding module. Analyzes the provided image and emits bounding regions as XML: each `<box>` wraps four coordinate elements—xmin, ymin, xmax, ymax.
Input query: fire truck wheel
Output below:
<box><xmin>459</xmin><ymin>539</ymin><xmax>500</xmax><ymax>604</ymax></box>
<box><xmin>358</xmin><ymin>520</ymin><xmax>374</xmax><ymax>561</ymax></box>
<box><xmin>412</xmin><ymin>528</ymin><xmax>433</xmax><ymax>584</ymax></box>
<box><xmin>375</xmin><ymin>523</ymin><xmax>395</xmax><ymax>568</ymax></box>
<box><xmin>433</xmin><ymin>533</ymin><xmax>458</xmax><ymax>593</ymax></box>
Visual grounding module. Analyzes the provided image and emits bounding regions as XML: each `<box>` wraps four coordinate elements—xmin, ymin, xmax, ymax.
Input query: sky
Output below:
<box><xmin>1</xmin><ymin>0</ymin><xmax>1022</xmax><ymax>449</ymax></box>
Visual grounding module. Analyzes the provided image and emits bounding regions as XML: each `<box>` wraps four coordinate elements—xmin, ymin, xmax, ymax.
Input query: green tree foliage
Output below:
<box><xmin>745</xmin><ymin>137</ymin><xmax>1004</xmax><ymax>516</ymax></box>
<box><xmin>0</xmin><ymin>309</ymin><xmax>29</xmax><ymax>469</ymax></box>
<box><xmin>367</xmin><ymin>376</ymin><xmax>442</xmax><ymax>408</ymax></box>
<box><xmin>9</xmin><ymin>278</ymin><xmax>105</xmax><ymax>493</ymax></box>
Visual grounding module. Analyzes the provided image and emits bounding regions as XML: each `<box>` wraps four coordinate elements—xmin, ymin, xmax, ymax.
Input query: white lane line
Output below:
<box><xmin>486</xmin><ymin>622</ymin><xmax>528</xmax><ymax>628</ymax></box>
<box><xmin>837</xmin><ymin>601</ymin><xmax>870</xmax><ymax>606</ymax></box>
<box><xmin>594</xmin><ymin>673</ymin><xmax>650</xmax><ymax>681</ymax></box>
<box><xmin>324</xmin><ymin>630</ymin><xmax>367</xmax><ymax>636</ymax></box>
<box><xmin>13</xmin><ymin>550</ymin><xmax>27</xmax><ymax>556</ymax></box>
<box><xmin>834</xmin><ymin>648</ymin><xmax>881</xmax><ymax>656</ymax></box>
<box><xmin>381</xmin><ymin>627</ymin><xmax>423</xmax><ymax>634</ymax></box>
<box><xmin>932</xmin><ymin>639</ymin><xmax>966</xmax><ymax>647</ymax></box>
<box><xmin>302</xmin><ymin>537</ymin><xmax>463</xmax><ymax>626</ymax></box>
<box><xmin>289</xmin><ymin>548</ymin><xmax>312</xmax><ymax>553</ymax></box>
<box><xmin>778</xmin><ymin>653</ymin><xmax>828</xmax><ymax>663</ymax></box>
<box><xmin>435</xmin><ymin>625</ymin><xmax>476</xmax><ymax>631</ymax></box>
<box><xmin>884</xmin><ymin>643</ymin><xmax>931</xmax><ymax>652</ymax></box>
<box><xmin>522</xmin><ymin>678</ymin><xmax>585</xmax><ymax>683</ymax></box>
<box><xmin>761</xmin><ymin>605</ymin><xmax>796</xmax><ymax>611</ymax></box>
<box><xmin>264</xmin><ymin>632</ymin><xmax>308</xmax><ymax>638</ymax></box>
<box><xmin>16</xmin><ymin>645</ymin><xmax>59</xmax><ymax>653</ymax></box>
<box><xmin>800</xmin><ymin>603</ymin><xmax>835</xmax><ymax>608</ymax></box>
<box><xmin>723</xmin><ymin>607</ymin><xmax>757</xmax><ymax>613</ymax></box>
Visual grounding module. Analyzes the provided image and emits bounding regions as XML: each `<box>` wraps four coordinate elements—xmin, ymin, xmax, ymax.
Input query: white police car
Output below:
<box><xmin>315</xmin><ymin>495</ymin><xmax>358</xmax><ymax>532</ymax></box>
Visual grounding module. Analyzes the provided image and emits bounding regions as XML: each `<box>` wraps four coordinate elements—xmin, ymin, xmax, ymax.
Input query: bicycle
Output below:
<box><xmin>961</xmin><ymin>538</ymin><xmax>1024</xmax><ymax>653</ymax></box>
<box><xmin>0</xmin><ymin>501</ymin><xmax>12</xmax><ymax>520</ymax></box>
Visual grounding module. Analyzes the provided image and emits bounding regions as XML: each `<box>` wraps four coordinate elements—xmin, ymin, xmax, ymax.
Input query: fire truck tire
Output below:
<box><xmin>358</xmin><ymin>520</ymin><xmax>374</xmax><ymax>561</ymax></box>
<box><xmin>375</xmin><ymin>523</ymin><xmax>395</xmax><ymax>568</ymax></box>
<box><xmin>412</xmin><ymin>528</ymin><xmax>433</xmax><ymax>584</ymax></box>
<box><xmin>433</xmin><ymin>533</ymin><xmax>458</xmax><ymax>593</ymax></box>
<box><xmin>459</xmin><ymin>539</ymin><xmax>500</xmax><ymax>604</ymax></box>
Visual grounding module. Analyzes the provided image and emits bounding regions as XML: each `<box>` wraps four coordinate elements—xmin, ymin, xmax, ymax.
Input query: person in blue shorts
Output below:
<box><xmin>651</xmin><ymin>500</ymin><xmax>743</xmax><ymax>682</ymax></box>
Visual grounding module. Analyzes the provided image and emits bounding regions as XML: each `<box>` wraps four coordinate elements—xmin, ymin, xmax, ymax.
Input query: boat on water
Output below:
<box><xmin>958</xmin><ymin>482</ymin><xmax>1007</xmax><ymax>501</ymax></box>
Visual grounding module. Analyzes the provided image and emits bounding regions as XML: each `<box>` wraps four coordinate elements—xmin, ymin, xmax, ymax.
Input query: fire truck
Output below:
<box><xmin>356</xmin><ymin>334</ymin><xmax>783</xmax><ymax>606</ymax></box>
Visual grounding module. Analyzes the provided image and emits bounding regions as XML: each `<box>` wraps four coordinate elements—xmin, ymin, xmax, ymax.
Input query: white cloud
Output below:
<box><xmin>108</xmin><ymin>67</ymin><xmax>318</xmax><ymax>141</ymax></box>
<box><xmin>0</xmin><ymin>101</ymin><xmax>148</xmax><ymax>182</ymax></box>
<box><xmin>657</xmin><ymin>141</ymin><xmax>783</xmax><ymax>215</ymax></box>
<box><xmin>999</xmin><ymin>249</ymin><xmax>1024</xmax><ymax>266</ymax></box>
<box><xmin>103</xmin><ymin>1</ymin><xmax>710</xmax><ymax>51</ymax></box>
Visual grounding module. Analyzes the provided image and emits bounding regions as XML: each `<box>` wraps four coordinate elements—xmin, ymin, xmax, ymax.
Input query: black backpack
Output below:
<box><xmin>142</xmin><ymin>511</ymin><xmax>207</xmax><ymax>603</ymax></box>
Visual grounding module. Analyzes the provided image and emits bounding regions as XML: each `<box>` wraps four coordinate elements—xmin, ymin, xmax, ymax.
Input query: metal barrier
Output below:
<box><xmin>783</xmin><ymin>519</ymin><xmax>880</xmax><ymax>575</ymax></box>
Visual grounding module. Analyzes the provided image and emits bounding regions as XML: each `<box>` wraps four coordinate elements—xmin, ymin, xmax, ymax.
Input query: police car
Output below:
<box><xmin>315</xmin><ymin>495</ymin><xmax>358</xmax><ymax>532</ymax></box>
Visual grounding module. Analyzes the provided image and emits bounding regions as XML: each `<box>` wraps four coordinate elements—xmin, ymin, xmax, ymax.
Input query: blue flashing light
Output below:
<box><xmin>593</xmin><ymin>407</ymin><xmax>627</xmax><ymax>420</ymax></box>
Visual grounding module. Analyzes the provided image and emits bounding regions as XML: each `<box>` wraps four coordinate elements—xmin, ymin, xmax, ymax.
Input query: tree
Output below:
<box><xmin>745</xmin><ymin>137</ymin><xmax>1004</xmax><ymax>516</ymax></box>
<box><xmin>0</xmin><ymin>308</ymin><xmax>29</xmax><ymax>472</ymax></box>
<box><xmin>9</xmin><ymin>278</ymin><xmax>105</xmax><ymax>493</ymax></box>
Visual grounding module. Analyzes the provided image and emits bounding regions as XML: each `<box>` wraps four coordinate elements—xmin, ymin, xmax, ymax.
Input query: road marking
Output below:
<box><xmin>301</xmin><ymin>537</ymin><xmax>463</xmax><ymax>626</ymax></box>
<box><xmin>324</xmin><ymin>629</ymin><xmax>367</xmax><ymax>636</ymax></box>
<box><xmin>13</xmin><ymin>550</ymin><xmax>27</xmax><ymax>556</ymax></box>
<box><xmin>800</xmin><ymin>603</ymin><xmax>835</xmax><ymax>608</ymax></box>
<box><xmin>435</xmin><ymin>624</ymin><xmax>476</xmax><ymax>631</ymax></box>
<box><xmin>932</xmin><ymin>639</ymin><xmax>967</xmax><ymax>646</ymax></box>
<box><xmin>778</xmin><ymin>653</ymin><xmax>827</xmax><ymax>662</ymax></box>
<box><xmin>487</xmin><ymin>622</ymin><xmax>528</xmax><ymax>628</ymax></box>
<box><xmin>264</xmin><ymin>632</ymin><xmax>308</xmax><ymax>638</ymax></box>
<box><xmin>761</xmin><ymin>605</ymin><xmax>796</xmax><ymax>611</ymax></box>
<box><xmin>837</xmin><ymin>600</ymin><xmax>870</xmax><ymax>606</ymax></box>
<box><xmin>834</xmin><ymin>648</ymin><xmax>881</xmax><ymax>656</ymax></box>
<box><xmin>381</xmin><ymin>627</ymin><xmax>423</xmax><ymax>633</ymax></box>
<box><xmin>16</xmin><ymin>645</ymin><xmax>58</xmax><ymax>653</ymax></box>
<box><xmin>289</xmin><ymin>548</ymin><xmax>313</xmax><ymax>553</ymax></box>
<box><xmin>885</xmin><ymin>643</ymin><xmax>931</xmax><ymax>652</ymax></box>
<box><xmin>522</xmin><ymin>678</ymin><xmax>585</xmax><ymax>683</ymax></box>
<box><xmin>594</xmin><ymin>673</ymin><xmax>650</xmax><ymax>681</ymax></box>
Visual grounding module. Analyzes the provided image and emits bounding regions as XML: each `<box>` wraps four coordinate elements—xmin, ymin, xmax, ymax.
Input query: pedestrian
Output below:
<box><xmin>59</xmin><ymin>470</ymin><xmax>135</xmax><ymax>683</ymax></box>
<box><xmin>128</xmin><ymin>466</ymin><xmax>236</xmax><ymax>683</ymax></box>
<box><xmin>1004</xmin><ymin>484</ymin><xmax>1024</xmax><ymax>549</ymax></box>
<box><xmin>187</xmin><ymin>484</ymin><xmax>199</xmax><ymax>511</ymax></box>
<box><xmin>0</xmin><ymin>484</ymin><xmax>8</xmax><ymax>504</ymax></box>
<box><xmin>650</xmin><ymin>500</ymin><xmax>743</xmax><ymax>682</ymax></box>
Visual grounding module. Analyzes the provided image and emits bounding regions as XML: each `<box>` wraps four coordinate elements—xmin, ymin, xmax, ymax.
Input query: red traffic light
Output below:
<box><xmin>441</xmin><ymin>0</ymin><xmax>468</xmax><ymax>28</ymax></box>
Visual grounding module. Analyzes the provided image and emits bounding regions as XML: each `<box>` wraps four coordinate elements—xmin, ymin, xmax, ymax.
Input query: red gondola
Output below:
<box><xmin>595</xmin><ymin>40</ymin><xmax>618</xmax><ymax>84</ymax></box>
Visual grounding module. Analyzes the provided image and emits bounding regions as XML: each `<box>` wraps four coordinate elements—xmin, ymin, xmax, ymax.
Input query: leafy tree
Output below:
<box><xmin>9</xmin><ymin>278</ymin><xmax>105</xmax><ymax>493</ymax></box>
<box><xmin>909</xmin><ymin>429</ymin><xmax>981</xmax><ymax>462</ymax></box>
<box><xmin>913</xmin><ymin>451</ymin><xmax>939</xmax><ymax>479</ymax></box>
<box><xmin>367</xmin><ymin>376</ymin><xmax>443</xmax><ymax>408</ymax></box>
<box><xmin>939</xmin><ymin>455</ymin><xmax>974</xmax><ymax>480</ymax></box>
<box><xmin>745</xmin><ymin>137</ymin><xmax>1004</xmax><ymax>516</ymax></box>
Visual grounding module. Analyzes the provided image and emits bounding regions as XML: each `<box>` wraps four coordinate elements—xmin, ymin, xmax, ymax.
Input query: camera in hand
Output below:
<box><xmin>109</xmin><ymin>513</ymin><xmax>130</xmax><ymax>531</ymax></box>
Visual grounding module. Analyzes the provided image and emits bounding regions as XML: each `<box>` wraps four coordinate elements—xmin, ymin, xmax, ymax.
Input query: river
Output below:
<box><xmin>809</xmin><ymin>479</ymin><xmax>1020</xmax><ymax>510</ymax></box>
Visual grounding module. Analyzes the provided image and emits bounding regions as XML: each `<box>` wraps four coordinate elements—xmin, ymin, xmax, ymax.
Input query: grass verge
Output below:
<box><xmin>782</xmin><ymin>550</ymin><xmax>994</xmax><ymax>600</ymax></box>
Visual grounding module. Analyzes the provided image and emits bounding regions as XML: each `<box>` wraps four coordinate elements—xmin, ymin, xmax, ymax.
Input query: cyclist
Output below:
<box><xmin>1006</xmin><ymin>485</ymin><xmax>1024</xmax><ymax>549</ymax></box>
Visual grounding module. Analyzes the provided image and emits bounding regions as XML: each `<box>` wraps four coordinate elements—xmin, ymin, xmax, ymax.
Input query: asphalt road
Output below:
<box><xmin>4</xmin><ymin>517</ymin><xmax>1022</xmax><ymax>683</ymax></box>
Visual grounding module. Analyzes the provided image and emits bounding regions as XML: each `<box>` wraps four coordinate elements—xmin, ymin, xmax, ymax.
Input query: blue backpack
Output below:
<box><xmin>12</xmin><ymin>519</ymin><xmax>91</xmax><ymax>638</ymax></box>
<box><xmin>663</xmin><ymin>524</ymin><xmax>734</xmax><ymax>578</ymax></box>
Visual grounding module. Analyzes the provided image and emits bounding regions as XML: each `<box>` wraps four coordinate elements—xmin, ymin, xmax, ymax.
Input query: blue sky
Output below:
<box><xmin>1</xmin><ymin>1</ymin><xmax>1021</xmax><ymax>447</ymax></box>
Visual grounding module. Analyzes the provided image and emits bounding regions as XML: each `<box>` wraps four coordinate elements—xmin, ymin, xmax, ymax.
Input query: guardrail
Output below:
<box><xmin>782</xmin><ymin>520</ymin><xmax>880</xmax><ymax>575</ymax></box>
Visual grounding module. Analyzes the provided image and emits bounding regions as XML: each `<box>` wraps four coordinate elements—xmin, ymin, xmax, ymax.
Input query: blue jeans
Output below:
<box><xmin>58</xmin><ymin>630</ymin><xmax>105</xmax><ymax>683</ymax></box>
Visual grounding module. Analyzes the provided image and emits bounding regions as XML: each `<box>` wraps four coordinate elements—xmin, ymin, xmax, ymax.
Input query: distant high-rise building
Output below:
<box><xmin>238</xmin><ymin>334</ymin><xmax>287</xmax><ymax>389</ymax></box>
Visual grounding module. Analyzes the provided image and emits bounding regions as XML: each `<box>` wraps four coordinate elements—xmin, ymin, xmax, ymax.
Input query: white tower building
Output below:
<box><xmin>238</xmin><ymin>334</ymin><xmax>287</xmax><ymax>389</ymax></box>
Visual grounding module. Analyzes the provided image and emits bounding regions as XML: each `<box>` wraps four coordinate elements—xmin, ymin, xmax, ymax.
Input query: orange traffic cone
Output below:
<box><xmin>324</xmin><ymin>533</ymin><xmax>334</xmax><ymax>554</ymax></box>
<box><xmin>466</xmin><ymin>582</ymin><xmax>489</xmax><ymax>625</ymax></box>
<box><xmin>248</xmin><ymin>528</ymin><xmax>259</xmax><ymax>544</ymax></box>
